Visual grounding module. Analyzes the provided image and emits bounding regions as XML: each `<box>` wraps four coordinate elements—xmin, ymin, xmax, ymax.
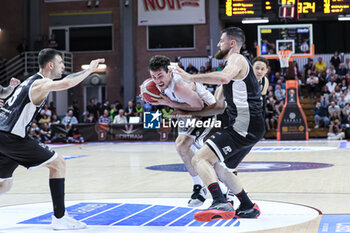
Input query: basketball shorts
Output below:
<box><xmin>178</xmin><ymin>116</ymin><xmax>216</xmax><ymax>147</ymax></box>
<box><xmin>0</xmin><ymin>132</ymin><xmax>57</xmax><ymax>180</ymax></box>
<box><xmin>205</xmin><ymin>116</ymin><xmax>265</xmax><ymax>169</ymax></box>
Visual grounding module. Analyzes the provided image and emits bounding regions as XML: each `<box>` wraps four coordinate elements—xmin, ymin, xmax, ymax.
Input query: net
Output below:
<box><xmin>278</xmin><ymin>50</ymin><xmax>293</xmax><ymax>68</ymax></box>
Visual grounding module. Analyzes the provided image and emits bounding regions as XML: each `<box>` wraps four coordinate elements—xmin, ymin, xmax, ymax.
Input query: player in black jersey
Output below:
<box><xmin>0</xmin><ymin>48</ymin><xmax>104</xmax><ymax>230</ymax></box>
<box><xmin>174</xmin><ymin>27</ymin><xmax>265</xmax><ymax>222</ymax></box>
<box><xmin>252</xmin><ymin>56</ymin><xmax>269</xmax><ymax>117</ymax></box>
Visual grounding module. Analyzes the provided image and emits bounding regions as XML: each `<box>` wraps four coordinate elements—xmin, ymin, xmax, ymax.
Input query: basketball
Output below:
<box><xmin>140</xmin><ymin>78</ymin><xmax>161</xmax><ymax>103</ymax></box>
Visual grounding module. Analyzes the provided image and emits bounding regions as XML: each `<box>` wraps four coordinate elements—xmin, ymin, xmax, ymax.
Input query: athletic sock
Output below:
<box><xmin>208</xmin><ymin>182</ymin><xmax>226</xmax><ymax>203</ymax></box>
<box><xmin>49</xmin><ymin>178</ymin><xmax>65</xmax><ymax>218</ymax></box>
<box><xmin>236</xmin><ymin>189</ymin><xmax>254</xmax><ymax>210</ymax></box>
<box><xmin>191</xmin><ymin>175</ymin><xmax>203</xmax><ymax>186</ymax></box>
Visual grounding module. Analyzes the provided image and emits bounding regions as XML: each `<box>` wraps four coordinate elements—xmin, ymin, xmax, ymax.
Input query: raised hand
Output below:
<box><xmin>9</xmin><ymin>78</ymin><xmax>21</xmax><ymax>88</ymax></box>
<box><xmin>89</xmin><ymin>58</ymin><xmax>105</xmax><ymax>72</ymax></box>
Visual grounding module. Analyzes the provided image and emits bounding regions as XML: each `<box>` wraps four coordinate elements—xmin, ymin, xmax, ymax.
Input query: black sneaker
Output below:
<box><xmin>193</xmin><ymin>201</ymin><xmax>235</xmax><ymax>222</ymax></box>
<box><xmin>188</xmin><ymin>185</ymin><xmax>207</xmax><ymax>207</ymax></box>
<box><xmin>236</xmin><ymin>203</ymin><xmax>261</xmax><ymax>219</ymax></box>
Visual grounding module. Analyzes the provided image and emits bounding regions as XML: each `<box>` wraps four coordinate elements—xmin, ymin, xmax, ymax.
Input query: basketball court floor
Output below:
<box><xmin>0</xmin><ymin>140</ymin><xmax>349</xmax><ymax>233</ymax></box>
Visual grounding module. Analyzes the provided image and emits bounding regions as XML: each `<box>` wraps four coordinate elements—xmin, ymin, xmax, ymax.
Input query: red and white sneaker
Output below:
<box><xmin>193</xmin><ymin>201</ymin><xmax>235</xmax><ymax>222</ymax></box>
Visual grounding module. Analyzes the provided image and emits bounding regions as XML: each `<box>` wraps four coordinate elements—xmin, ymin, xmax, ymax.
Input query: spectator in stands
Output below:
<box><xmin>338</xmin><ymin>93</ymin><xmax>347</xmax><ymax>109</ymax></box>
<box><xmin>342</xmin><ymin>103</ymin><xmax>350</xmax><ymax>124</ymax></box>
<box><xmin>124</xmin><ymin>100</ymin><xmax>136</xmax><ymax>119</ymax></box>
<box><xmin>240</xmin><ymin>43</ymin><xmax>250</xmax><ymax>59</ymax></box>
<box><xmin>291</xmin><ymin>60</ymin><xmax>301</xmax><ymax>79</ymax></box>
<box><xmin>334</xmin><ymin>85</ymin><xmax>342</xmax><ymax>100</ymax></box>
<box><xmin>40</xmin><ymin>122</ymin><xmax>56</xmax><ymax>143</ymax></box>
<box><xmin>330</xmin><ymin>51</ymin><xmax>341</xmax><ymax>72</ymax></box>
<box><xmin>265</xmin><ymin>97</ymin><xmax>279</xmax><ymax>131</ymax></box>
<box><xmin>328</xmin><ymin>101</ymin><xmax>341</xmax><ymax>119</ymax></box>
<box><xmin>61</xmin><ymin>109</ymin><xmax>79</xmax><ymax>132</ymax></box>
<box><xmin>274</xmin><ymin>84</ymin><xmax>285</xmax><ymax>102</ymax></box>
<box><xmin>314</xmin><ymin>102</ymin><xmax>329</xmax><ymax>128</ymax></box>
<box><xmin>327</xmin><ymin>65</ymin><xmax>336</xmax><ymax>78</ymax></box>
<box><xmin>303</xmin><ymin>58</ymin><xmax>314</xmax><ymax>80</ymax></box>
<box><xmin>306</xmin><ymin>73</ymin><xmax>319</xmax><ymax>98</ymax></box>
<box><xmin>29</xmin><ymin>123</ymin><xmax>41</xmax><ymax>141</ymax></box>
<box><xmin>72</xmin><ymin>100</ymin><xmax>81</xmax><ymax>122</ymax></box>
<box><xmin>51</xmin><ymin>114</ymin><xmax>60</xmax><ymax>124</ymax></box>
<box><xmin>87</xmin><ymin>98</ymin><xmax>98</xmax><ymax>120</ymax></box>
<box><xmin>326</xmin><ymin>75</ymin><xmax>337</xmax><ymax>93</ymax></box>
<box><xmin>135</xmin><ymin>102</ymin><xmax>143</xmax><ymax>118</ymax></box>
<box><xmin>113</xmin><ymin>109</ymin><xmax>128</xmax><ymax>124</ymax></box>
<box><xmin>216</xmin><ymin>61</ymin><xmax>225</xmax><ymax>71</ymax></box>
<box><xmin>48</xmin><ymin>33</ymin><xmax>58</xmax><ymax>49</ymax></box>
<box><xmin>98</xmin><ymin>109</ymin><xmax>111</xmax><ymax>124</ymax></box>
<box><xmin>40</xmin><ymin>104</ymin><xmax>52</xmax><ymax>119</ymax></box>
<box><xmin>161</xmin><ymin>106</ymin><xmax>173</xmax><ymax>121</ymax></box>
<box><xmin>338</xmin><ymin>63</ymin><xmax>348</xmax><ymax>76</ymax></box>
<box><xmin>39</xmin><ymin>114</ymin><xmax>51</xmax><ymax>125</ymax></box>
<box><xmin>185</xmin><ymin>62</ymin><xmax>198</xmax><ymax>74</ymax></box>
<box><xmin>102</xmin><ymin>99</ymin><xmax>111</xmax><ymax>113</ymax></box>
<box><xmin>67</xmin><ymin>126</ymin><xmax>84</xmax><ymax>143</ymax></box>
<box><xmin>328</xmin><ymin>118</ymin><xmax>344</xmax><ymax>140</ymax></box>
<box><xmin>199</xmin><ymin>66</ymin><xmax>206</xmax><ymax>74</ymax></box>
<box><xmin>314</xmin><ymin>57</ymin><xmax>327</xmax><ymax>75</ymax></box>
<box><xmin>204</xmin><ymin>61</ymin><xmax>212</xmax><ymax>73</ymax></box>
<box><xmin>345</xmin><ymin>58</ymin><xmax>350</xmax><ymax>70</ymax></box>
<box><xmin>340</xmin><ymin>78</ymin><xmax>348</xmax><ymax>93</ymax></box>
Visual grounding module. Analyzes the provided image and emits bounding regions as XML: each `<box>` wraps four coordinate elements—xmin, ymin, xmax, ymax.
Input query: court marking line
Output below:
<box><xmin>166</xmin><ymin>209</ymin><xmax>197</xmax><ymax>226</ymax></box>
<box><xmin>141</xmin><ymin>206</ymin><xmax>177</xmax><ymax>226</ymax></box>
<box><xmin>79</xmin><ymin>203</ymin><xmax>124</xmax><ymax>222</ymax></box>
<box><xmin>110</xmin><ymin>204</ymin><xmax>155</xmax><ymax>226</ymax></box>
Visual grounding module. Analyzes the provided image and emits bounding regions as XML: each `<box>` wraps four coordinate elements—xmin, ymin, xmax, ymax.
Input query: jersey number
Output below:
<box><xmin>7</xmin><ymin>86</ymin><xmax>23</xmax><ymax>106</ymax></box>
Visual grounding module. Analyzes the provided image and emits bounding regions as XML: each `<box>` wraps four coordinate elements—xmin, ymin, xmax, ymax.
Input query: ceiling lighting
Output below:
<box><xmin>242</xmin><ymin>18</ymin><xmax>269</xmax><ymax>24</ymax></box>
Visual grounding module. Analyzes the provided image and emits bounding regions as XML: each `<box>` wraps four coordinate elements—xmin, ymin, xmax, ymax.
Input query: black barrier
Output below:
<box><xmin>50</xmin><ymin>123</ymin><xmax>178</xmax><ymax>142</ymax></box>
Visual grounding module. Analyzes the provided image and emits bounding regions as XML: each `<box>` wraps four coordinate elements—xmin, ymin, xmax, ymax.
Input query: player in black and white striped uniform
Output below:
<box><xmin>148</xmin><ymin>55</ymin><xmax>219</xmax><ymax>207</ymax></box>
<box><xmin>174</xmin><ymin>27</ymin><xmax>265</xmax><ymax>222</ymax></box>
<box><xmin>0</xmin><ymin>48</ymin><xmax>104</xmax><ymax>230</ymax></box>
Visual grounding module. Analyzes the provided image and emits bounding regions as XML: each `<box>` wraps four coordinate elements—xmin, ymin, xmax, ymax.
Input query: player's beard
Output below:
<box><xmin>214</xmin><ymin>49</ymin><xmax>229</xmax><ymax>60</ymax></box>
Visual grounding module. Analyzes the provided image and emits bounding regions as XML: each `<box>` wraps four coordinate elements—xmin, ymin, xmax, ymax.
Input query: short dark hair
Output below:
<box><xmin>252</xmin><ymin>56</ymin><xmax>269</xmax><ymax>67</ymax></box>
<box><xmin>38</xmin><ymin>48</ymin><xmax>62</xmax><ymax>68</ymax></box>
<box><xmin>221</xmin><ymin>27</ymin><xmax>245</xmax><ymax>47</ymax></box>
<box><xmin>149</xmin><ymin>55</ymin><xmax>171</xmax><ymax>72</ymax></box>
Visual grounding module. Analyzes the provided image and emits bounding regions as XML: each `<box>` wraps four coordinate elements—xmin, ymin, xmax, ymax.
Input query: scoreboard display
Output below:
<box><xmin>222</xmin><ymin>0</ymin><xmax>350</xmax><ymax>21</ymax></box>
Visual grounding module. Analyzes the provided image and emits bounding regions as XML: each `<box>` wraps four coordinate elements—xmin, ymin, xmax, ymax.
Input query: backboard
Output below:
<box><xmin>257</xmin><ymin>24</ymin><xmax>314</xmax><ymax>59</ymax></box>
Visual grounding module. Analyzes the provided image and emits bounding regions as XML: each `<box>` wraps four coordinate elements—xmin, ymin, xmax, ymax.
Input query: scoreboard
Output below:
<box><xmin>222</xmin><ymin>0</ymin><xmax>350</xmax><ymax>21</ymax></box>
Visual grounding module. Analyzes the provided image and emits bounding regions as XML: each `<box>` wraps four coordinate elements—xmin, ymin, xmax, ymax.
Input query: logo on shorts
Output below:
<box><xmin>143</xmin><ymin>110</ymin><xmax>161</xmax><ymax>129</ymax></box>
<box><xmin>222</xmin><ymin>146</ymin><xmax>232</xmax><ymax>155</ymax></box>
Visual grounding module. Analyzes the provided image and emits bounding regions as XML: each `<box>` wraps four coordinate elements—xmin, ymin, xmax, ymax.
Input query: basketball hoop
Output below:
<box><xmin>278</xmin><ymin>50</ymin><xmax>293</xmax><ymax>68</ymax></box>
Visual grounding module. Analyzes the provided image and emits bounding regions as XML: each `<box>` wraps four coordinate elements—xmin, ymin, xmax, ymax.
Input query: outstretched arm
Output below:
<box><xmin>173</xmin><ymin>54</ymin><xmax>248</xmax><ymax>85</ymax></box>
<box><xmin>0</xmin><ymin>77</ymin><xmax>21</xmax><ymax>98</ymax></box>
<box><xmin>30</xmin><ymin>58</ymin><xmax>105</xmax><ymax>105</ymax></box>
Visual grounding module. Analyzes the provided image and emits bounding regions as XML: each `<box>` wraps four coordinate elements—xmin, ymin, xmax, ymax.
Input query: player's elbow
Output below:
<box><xmin>219</xmin><ymin>75</ymin><xmax>231</xmax><ymax>84</ymax></box>
<box><xmin>192</xmin><ymin>101</ymin><xmax>204</xmax><ymax>110</ymax></box>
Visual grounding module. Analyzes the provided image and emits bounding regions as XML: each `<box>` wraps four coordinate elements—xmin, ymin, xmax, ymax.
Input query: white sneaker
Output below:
<box><xmin>188</xmin><ymin>185</ymin><xmax>208</xmax><ymax>207</ymax></box>
<box><xmin>51</xmin><ymin>212</ymin><xmax>87</xmax><ymax>230</ymax></box>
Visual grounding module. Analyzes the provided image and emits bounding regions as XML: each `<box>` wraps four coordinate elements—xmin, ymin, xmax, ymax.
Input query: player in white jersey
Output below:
<box><xmin>0</xmin><ymin>48</ymin><xmax>104</xmax><ymax>230</ymax></box>
<box><xmin>148</xmin><ymin>55</ymin><xmax>219</xmax><ymax>207</ymax></box>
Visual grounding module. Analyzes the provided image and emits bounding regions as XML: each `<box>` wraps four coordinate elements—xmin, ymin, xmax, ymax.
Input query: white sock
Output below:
<box><xmin>192</xmin><ymin>175</ymin><xmax>203</xmax><ymax>186</ymax></box>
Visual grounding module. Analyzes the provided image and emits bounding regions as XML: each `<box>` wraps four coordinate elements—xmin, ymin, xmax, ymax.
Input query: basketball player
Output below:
<box><xmin>0</xmin><ymin>48</ymin><xmax>105</xmax><ymax>230</ymax></box>
<box><xmin>147</xmin><ymin>55</ymin><xmax>218</xmax><ymax>207</ymax></box>
<box><xmin>173</xmin><ymin>27</ymin><xmax>265</xmax><ymax>221</ymax></box>
<box><xmin>252</xmin><ymin>56</ymin><xmax>269</xmax><ymax>114</ymax></box>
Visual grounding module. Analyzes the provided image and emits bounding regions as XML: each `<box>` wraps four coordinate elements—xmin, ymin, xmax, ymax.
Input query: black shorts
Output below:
<box><xmin>205</xmin><ymin>117</ymin><xmax>265</xmax><ymax>169</ymax></box>
<box><xmin>178</xmin><ymin>116</ymin><xmax>216</xmax><ymax>142</ymax></box>
<box><xmin>0</xmin><ymin>132</ymin><xmax>57</xmax><ymax>180</ymax></box>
